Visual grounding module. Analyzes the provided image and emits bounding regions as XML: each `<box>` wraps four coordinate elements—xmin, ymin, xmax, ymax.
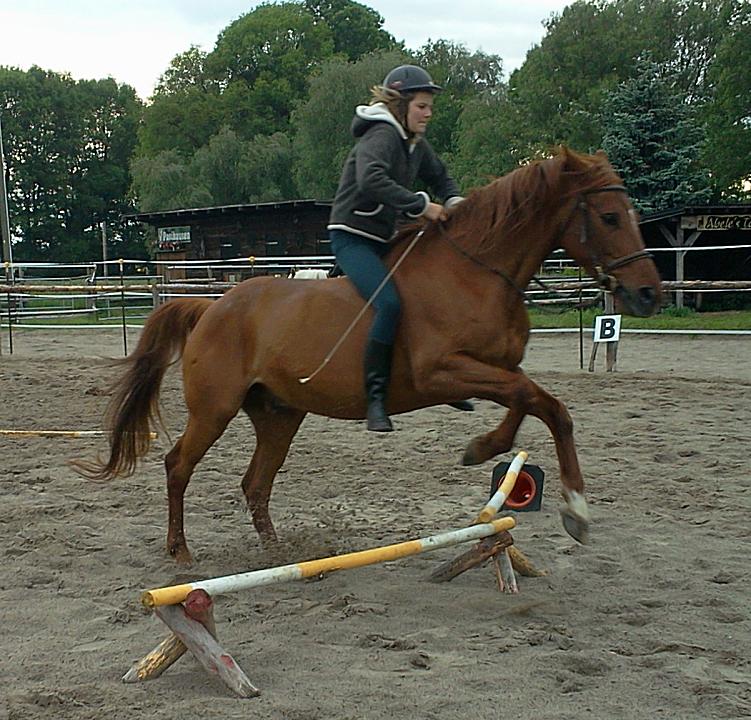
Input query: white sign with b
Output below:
<box><xmin>593</xmin><ymin>314</ymin><xmax>622</xmax><ymax>343</ymax></box>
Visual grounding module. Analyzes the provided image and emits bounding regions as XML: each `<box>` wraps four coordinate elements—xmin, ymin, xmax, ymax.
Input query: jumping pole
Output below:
<box><xmin>0</xmin><ymin>429</ymin><xmax>157</xmax><ymax>439</ymax></box>
<box><xmin>141</xmin><ymin>516</ymin><xmax>517</xmax><ymax>608</ymax></box>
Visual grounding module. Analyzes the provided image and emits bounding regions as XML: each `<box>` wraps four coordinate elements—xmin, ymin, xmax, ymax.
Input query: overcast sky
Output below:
<box><xmin>0</xmin><ymin>1</ymin><xmax>572</xmax><ymax>100</ymax></box>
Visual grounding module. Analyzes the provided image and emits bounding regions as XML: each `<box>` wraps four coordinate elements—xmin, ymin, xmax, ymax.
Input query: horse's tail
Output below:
<box><xmin>74</xmin><ymin>298</ymin><xmax>213</xmax><ymax>481</ymax></box>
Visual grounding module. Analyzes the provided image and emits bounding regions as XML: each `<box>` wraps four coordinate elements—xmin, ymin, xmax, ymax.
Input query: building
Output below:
<box><xmin>639</xmin><ymin>204</ymin><xmax>751</xmax><ymax>307</ymax></box>
<box><xmin>124</xmin><ymin>200</ymin><xmax>332</xmax><ymax>281</ymax></box>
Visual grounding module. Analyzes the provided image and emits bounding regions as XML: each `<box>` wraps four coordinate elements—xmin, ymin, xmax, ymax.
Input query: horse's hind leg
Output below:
<box><xmin>241</xmin><ymin>401</ymin><xmax>306</xmax><ymax>545</ymax></box>
<box><xmin>165</xmin><ymin>409</ymin><xmax>236</xmax><ymax>564</ymax></box>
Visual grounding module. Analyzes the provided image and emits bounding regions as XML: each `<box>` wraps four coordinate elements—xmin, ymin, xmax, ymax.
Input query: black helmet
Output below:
<box><xmin>382</xmin><ymin>65</ymin><xmax>443</xmax><ymax>94</ymax></box>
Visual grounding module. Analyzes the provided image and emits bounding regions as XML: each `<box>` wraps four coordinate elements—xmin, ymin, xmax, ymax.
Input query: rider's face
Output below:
<box><xmin>406</xmin><ymin>92</ymin><xmax>434</xmax><ymax>135</ymax></box>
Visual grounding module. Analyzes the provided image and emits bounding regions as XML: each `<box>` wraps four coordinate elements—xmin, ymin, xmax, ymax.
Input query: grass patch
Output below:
<box><xmin>529</xmin><ymin>307</ymin><xmax>751</xmax><ymax>330</ymax></box>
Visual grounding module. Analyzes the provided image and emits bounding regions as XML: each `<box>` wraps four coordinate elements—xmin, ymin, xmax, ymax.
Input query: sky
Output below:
<box><xmin>0</xmin><ymin>1</ymin><xmax>573</xmax><ymax>101</ymax></box>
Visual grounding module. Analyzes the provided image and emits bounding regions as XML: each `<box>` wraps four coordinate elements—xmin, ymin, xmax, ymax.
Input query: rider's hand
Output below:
<box><xmin>423</xmin><ymin>202</ymin><xmax>448</xmax><ymax>222</ymax></box>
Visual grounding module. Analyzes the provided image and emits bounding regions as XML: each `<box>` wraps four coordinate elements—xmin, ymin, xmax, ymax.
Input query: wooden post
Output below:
<box><xmin>154</xmin><ymin>600</ymin><xmax>260</xmax><ymax>697</ymax></box>
<box><xmin>123</xmin><ymin>589</ymin><xmax>217</xmax><ymax>683</ymax></box>
<box><xmin>604</xmin><ymin>293</ymin><xmax>617</xmax><ymax>372</ymax></box>
<box><xmin>123</xmin><ymin>589</ymin><xmax>259</xmax><ymax>697</ymax></box>
<box><xmin>429</xmin><ymin>532</ymin><xmax>514</xmax><ymax>582</ymax></box>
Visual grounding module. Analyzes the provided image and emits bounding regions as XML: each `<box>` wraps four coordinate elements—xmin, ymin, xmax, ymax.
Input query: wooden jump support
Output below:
<box><xmin>125</xmin><ymin>451</ymin><xmax>542</xmax><ymax>698</ymax></box>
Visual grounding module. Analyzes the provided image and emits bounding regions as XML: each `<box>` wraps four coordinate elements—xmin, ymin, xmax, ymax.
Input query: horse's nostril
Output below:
<box><xmin>638</xmin><ymin>286</ymin><xmax>656</xmax><ymax>305</ymax></box>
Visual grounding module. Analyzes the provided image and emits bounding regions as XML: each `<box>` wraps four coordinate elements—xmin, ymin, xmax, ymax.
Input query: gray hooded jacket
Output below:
<box><xmin>327</xmin><ymin>103</ymin><xmax>461</xmax><ymax>243</ymax></box>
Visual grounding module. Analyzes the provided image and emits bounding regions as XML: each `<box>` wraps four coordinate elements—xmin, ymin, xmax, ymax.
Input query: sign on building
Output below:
<box><xmin>682</xmin><ymin>215</ymin><xmax>751</xmax><ymax>231</ymax></box>
<box><xmin>157</xmin><ymin>226</ymin><xmax>191</xmax><ymax>252</ymax></box>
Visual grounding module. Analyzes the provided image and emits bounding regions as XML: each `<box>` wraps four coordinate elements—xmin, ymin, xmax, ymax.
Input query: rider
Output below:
<box><xmin>327</xmin><ymin>64</ymin><xmax>469</xmax><ymax>432</ymax></box>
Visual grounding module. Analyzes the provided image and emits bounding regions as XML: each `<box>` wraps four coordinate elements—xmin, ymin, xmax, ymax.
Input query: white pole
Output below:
<box><xmin>475</xmin><ymin>451</ymin><xmax>528</xmax><ymax>523</ymax></box>
<box><xmin>0</xmin><ymin>115</ymin><xmax>13</xmax><ymax>283</ymax></box>
<box><xmin>142</xmin><ymin>516</ymin><xmax>517</xmax><ymax>608</ymax></box>
<box><xmin>101</xmin><ymin>220</ymin><xmax>108</xmax><ymax>278</ymax></box>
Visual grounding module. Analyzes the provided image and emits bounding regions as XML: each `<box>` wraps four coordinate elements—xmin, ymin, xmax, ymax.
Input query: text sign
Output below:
<box><xmin>593</xmin><ymin>314</ymin><xmax>622</xmax><ymax>343</ymax></box>
<box><xmin>157</xmin><ymin>226</ymin><xmax>191</xmax><ymax>251</ymax></box>
<box><xmin>691</xmin><ymin>215</ymin><xmax>751</xmax><ymax>231</ymax></box>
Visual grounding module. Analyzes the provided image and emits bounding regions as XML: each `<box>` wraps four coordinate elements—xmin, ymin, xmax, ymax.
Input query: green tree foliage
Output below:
<box><xmin>507</xmin><ymin>0</ymin><xmax>740</xmax><ymax>153</ymax></box>
<box><xmin>415</xmin><ymin>40</ymin><xmax>504</xmax><ymax>158</ymax></box>
<box><xmin>703</xmin><ymin>2</ymin><xmax>751</xmax><ymax>195</ymax></box>
<box><xmin>292</xmin><ymin>49</ymin><xmax>408</xmax><ymax>199</ymax></box>
<box><xmin>600</xmin><ymin>57</ymin><xmax>713</xmax><ymax>214</ymax></box>
<box><xmin>206</xmin><ymin>2</ymin><xmax>334</xmax><ymax>138</ymax></box>
<box><xmin>130</xmin><ymin>151</ymin><xmax>212</xmax><ymax>213</ymax></box>
<box><xmin>303</xmin><ymin>0</ymin><xmax>398</xmax><ymax>60</ymax></box>
<box><xmin>450</xmin><ymin>90</ymin><xmax>522</xmax><ymax>189</ymax></box>
<box><xmin>0</xmin><ymin>66</ymin><xmax>143</xmax><ymax>262</ymax></box>
<box><xmin>131</xmin><ymin>127</ymin><xmax>297</xmax><ymax>211</ymax></box>
<box><xmin>139</xmin><ymin>48</ymin><xmax>225</xmax><ymax>156</ymax></box>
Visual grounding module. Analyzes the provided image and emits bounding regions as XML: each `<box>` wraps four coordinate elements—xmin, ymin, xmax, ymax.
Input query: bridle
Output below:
<box><xmin>438</xmin><ymin>184</ymin><xmax>652</xmax><ymax>302</ymax></box>
<box><xmin>567</xmin><ymin>184</ymin><xmax>652</xmax><ymax>293</ymax></box>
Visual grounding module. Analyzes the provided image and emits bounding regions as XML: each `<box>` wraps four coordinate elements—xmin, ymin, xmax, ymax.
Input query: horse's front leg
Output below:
<box><xmin>418</xmin><ymin>356</ymin><xmax>589</xmax><ymax>544</ymax></box>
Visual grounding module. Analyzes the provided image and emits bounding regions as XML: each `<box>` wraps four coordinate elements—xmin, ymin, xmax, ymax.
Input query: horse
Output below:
<box><xmin>78</xmin><ymin>147</ymin><xmax>661</xmax><ymax>564</ymax></box>
<box><xmin>288</xmin><ymin>268</ymin><xmax>329</xmax><ymax>279</ymax></box>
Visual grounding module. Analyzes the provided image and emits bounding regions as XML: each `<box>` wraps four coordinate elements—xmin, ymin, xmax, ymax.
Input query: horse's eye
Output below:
<box><xmin>601</xmin><ymin>212</ymin><xmax>620</xmax><ymax>228</ymax></box>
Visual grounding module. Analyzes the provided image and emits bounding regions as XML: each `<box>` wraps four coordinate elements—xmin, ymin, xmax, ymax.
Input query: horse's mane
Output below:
<box><xmin>393</xmin><ymin>147</ymin><xmax>619</xmax><ymax>253</ymax></box>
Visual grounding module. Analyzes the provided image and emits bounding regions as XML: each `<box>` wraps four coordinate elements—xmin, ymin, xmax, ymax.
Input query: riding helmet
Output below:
<box><xmin>382</xmin><ymin>65</ymin><xmax>443</xmax><ymax>94</ymax></box>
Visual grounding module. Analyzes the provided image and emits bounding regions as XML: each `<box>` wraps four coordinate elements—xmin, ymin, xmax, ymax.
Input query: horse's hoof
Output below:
<box><xmin>169</xmin><ymin>545</ymin><xmax>193</xmax><ymax>565</ymax></box>
<box><xmin>461</xmin><ymin>437</ymin><xmax>487</xmax><ymax>465</ymax></box>
<box><xmin>559</xmin><ymin>506</ymin><xmax>589</xmax><ymax>545</ymax></box>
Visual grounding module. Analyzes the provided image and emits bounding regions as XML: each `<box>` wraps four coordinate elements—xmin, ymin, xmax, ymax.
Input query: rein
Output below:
<box><xmin>438</xmin><ymin>184</ymin><xmax>652</xmax><ymax>307</ymax></box>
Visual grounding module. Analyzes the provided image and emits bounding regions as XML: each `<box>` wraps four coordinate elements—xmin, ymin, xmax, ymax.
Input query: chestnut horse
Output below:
<box><xmin>81</xmin><ymin>148</ymin><xmax>661</xmax><ymax>564</ymax></box>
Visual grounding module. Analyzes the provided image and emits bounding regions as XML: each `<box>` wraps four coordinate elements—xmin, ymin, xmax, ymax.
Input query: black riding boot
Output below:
<box><xmin>364</xmin><ymin>339</ymin><xmax>394</xmax><ymax>432</ymax></box>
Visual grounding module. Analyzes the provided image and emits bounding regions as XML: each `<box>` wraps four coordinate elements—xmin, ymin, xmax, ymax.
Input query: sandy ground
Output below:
<box><xmin>0</xmin><ymin>327</ymin><xmax>749</xmax><ymax>720</ymax></box>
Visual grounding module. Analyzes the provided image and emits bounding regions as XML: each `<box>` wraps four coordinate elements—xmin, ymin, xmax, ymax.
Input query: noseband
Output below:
<box><xmin>571</xmin><ymin>185</ymin><xmax>653</xmax><ymax>292</ymax></box>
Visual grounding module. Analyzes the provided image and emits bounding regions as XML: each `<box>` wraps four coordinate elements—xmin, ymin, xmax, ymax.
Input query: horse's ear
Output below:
<box><xmin>559</xmin><ymin>145</ymin><xmax>587</xmax><ymax>172</ymax></box>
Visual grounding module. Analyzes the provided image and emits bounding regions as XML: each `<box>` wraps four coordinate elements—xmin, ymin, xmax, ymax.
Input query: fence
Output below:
<box><xmin>1</xmin><ymin>247</ymin><xmax>749</xmax><ymax>355</ymax></box>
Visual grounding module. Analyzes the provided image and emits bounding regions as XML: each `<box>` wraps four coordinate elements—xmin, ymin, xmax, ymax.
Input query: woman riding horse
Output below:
<box><xmin>327</xmin><ymin>64</ymin><xmax>468</xmax><ymax>431</ymax></box>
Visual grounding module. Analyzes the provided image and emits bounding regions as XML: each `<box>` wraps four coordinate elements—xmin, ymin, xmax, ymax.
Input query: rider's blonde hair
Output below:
<box><xmin>369</xmin><ymin>85</ymin><xmax>413</xmax><ymax>133</ymax></box>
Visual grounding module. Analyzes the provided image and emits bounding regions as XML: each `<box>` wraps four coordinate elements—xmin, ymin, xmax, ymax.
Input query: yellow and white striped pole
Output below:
<box><xmin>141</xmin><ymin>516</ymin><xmax>516</xmax><ymax>608</ymax></box>
<box><xmin>0</xmin><ymin>429</ymin><xmax>157</xmax><ymax>439</ymax></box>
<box><xmin>474</xmin><ymin>450</ymin><xmax>528</xmax><ymax>524</ymax></box>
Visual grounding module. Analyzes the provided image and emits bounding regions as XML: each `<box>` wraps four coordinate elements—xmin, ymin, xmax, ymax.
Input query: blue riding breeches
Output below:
<box><xmin>329</xmin><ymin>229</ymin><xmax>401</xmax><ymax>345</ymax></box>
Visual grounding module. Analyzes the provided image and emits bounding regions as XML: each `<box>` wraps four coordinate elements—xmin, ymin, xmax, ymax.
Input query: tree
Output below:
<box><xmin>450</xmin><ymin>90</ymin><xmax>523</xmax><ymax>190</ymax></box>
<box><xmin>506</xmin><ymin>0</ymin><xmax>741</xmax><ymax>155</ymax></box>
<box><xmin>130</xmin><ymin>150</ymin><xmax>212</xmax><ymax>213</ymax></box>
<box><xmin>206</xmin><ymin>2</ymin><xmax>335</xmax><ymax>137</ymax></box>
<box><xmin>131</xmin><ymin>128</ymin><xmax>299</xmax><ymax>211</ymax></box>
<box><xmin>292</xmin><ymin>49</ymin><xmax>408</xmax><ymax>199</ymax></box>
<box><xmin>240</xmin><ymin>132</ymin><xmax>298</xmax><ymax>202</ymax></box>
<box><xmin>415</xmin><ymin>40</ymin><xmax>504</xmax><ymax>159</ymax></box>
<box><xmin>0</xmin><ymin>66</ymin><xmax>143</xmax><ymax>261</ymax></box>
<box><xmin>703</xmin><ymin>2</ymin><xmax>751</xmax><ymax>196</ymax></box>
<box><xmin>303</xmin><ymin>0</ymin><xmax>398</xmax><ymax>60</ymax></box>
<box><xmin>599</xmin><ymin>57</ymin><xmax>713</xmax><ymax>214</ymax></box>
<box><xmin>138</xmin><ymin>48</ymin><xmax>222</xmax><ymax>156</ymax></box>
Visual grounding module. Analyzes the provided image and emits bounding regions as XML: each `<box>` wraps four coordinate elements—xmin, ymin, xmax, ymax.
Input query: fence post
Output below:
<box><xmin>151</xmin><ymin>283</ymin><xmax>161</xmax><ymax>310</ymax></box>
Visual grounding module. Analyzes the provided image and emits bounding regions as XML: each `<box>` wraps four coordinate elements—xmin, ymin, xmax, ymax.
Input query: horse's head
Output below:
<box><xmin>554</xmin><ymin>149</ymin><xmax>661</xmax><ymax>317</ymax></box>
